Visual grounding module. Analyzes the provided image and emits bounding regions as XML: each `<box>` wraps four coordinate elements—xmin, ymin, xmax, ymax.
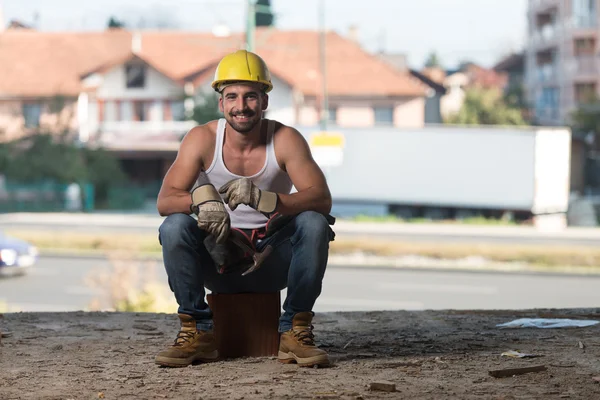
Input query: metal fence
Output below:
<box><xmin>0</xmin><ymin>179</ymin><xmax>163</xmax><ymax>213</ymax></box>
<box><xmin>0</xmin><ymin>181</ymin><xmax>95</xmax><ymax>213</ymax></box>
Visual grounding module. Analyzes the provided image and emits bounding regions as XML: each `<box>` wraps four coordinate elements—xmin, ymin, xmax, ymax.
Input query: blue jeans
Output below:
<box><xmin>158</xmin><ymin>211</ymin><xmax>334</xmax><ymax>332</ymax></box>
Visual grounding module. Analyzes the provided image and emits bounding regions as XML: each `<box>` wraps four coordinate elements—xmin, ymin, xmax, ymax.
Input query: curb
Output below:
<box><xmin>38</xmin><ymin>250</ymin><xmax>600</xmax><ymax>276</ymax></box>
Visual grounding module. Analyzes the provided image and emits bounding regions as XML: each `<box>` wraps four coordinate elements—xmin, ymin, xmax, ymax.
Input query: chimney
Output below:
<box><xmin>348</xmin><ymin>24</ymin><xmax>359</xmax><ymax>43</ymax></box>
<box><xmin>132</xmin><ymin>31</ymin><xmax>142</xmax><ymax>54</ymax></box>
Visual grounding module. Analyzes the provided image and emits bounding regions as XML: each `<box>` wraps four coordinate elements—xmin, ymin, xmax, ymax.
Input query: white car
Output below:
<box><xmin>0</xmin><ymin>231</ymin><xmax>38</xmax><ymax>277</ymax></box>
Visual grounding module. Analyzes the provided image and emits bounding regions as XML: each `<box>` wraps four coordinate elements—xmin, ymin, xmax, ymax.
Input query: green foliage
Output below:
<box><xmin>570</xmin><ymin>95</ymin><xmax>600</xmax><ymax>135</ymax></box>
<box><xmin>0</xmin><ymin>133</ymin><xmax>127</xmax><ymax>207</ymax></box>
<box><xmin>47</xmin><ymin>95</ymin><xmax>67</xmax><ymax>114</ymax></box>
<box><xmin>107</xmin><ymin>16</ymin><xmax>125</xmax><ymax>28</ymax></box>
<box><xmin>190</xmin><ymin>92</ymin><xmax>222</xmax><ymax>125</ymax></box>
<box><xmin>424</xmin><ymin>51</ymin><xmax>442</xmax><ymax>68</ymax></box>
<box><xmin>1</xmin><ymin>134</ymin><xmax>86</xmax><ymax>183</ymax></box>
<box><xmin>81</xmin><ymin>146</ymin><xmax>128</xmax><ymax>207</ymax></box>
<box><xmin>445</xmin><ymin>88</ymin><xmax>527</xmax><ymax>126</ymax></box>
<box><xmin>503</xmin><ymin>84</ymin><xmax>528</xmax><ymax>110</ymax></box>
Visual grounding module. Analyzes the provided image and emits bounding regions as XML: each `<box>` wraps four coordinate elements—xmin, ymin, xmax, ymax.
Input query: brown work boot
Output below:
<box><xmin>155</xmin><ymin>314</ymin><xmax>219</xmax><ymax>367</ymax></box>
<box><xmin>278</xmin><ymin>312</ymin><xmax>330</xmax><ymax>367</ymax></box>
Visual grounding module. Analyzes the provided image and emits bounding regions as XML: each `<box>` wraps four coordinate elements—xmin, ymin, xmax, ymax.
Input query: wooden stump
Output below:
<box><xmin>207</xmin><ymin>292</ymin><xmax>281</xmax><ymax>359</ymax></box>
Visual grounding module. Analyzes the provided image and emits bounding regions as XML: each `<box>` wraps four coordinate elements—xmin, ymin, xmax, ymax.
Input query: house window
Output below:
<box><xmin>120</xmin><ymin>101</ymin><xmax>133</xmax><ymax>121</ymax></box>
<box><xmin>573</xmin><ymin>0</ymin><xmax>596</xmax><ymax>28</ymax></box>
<box><xmin>170</xmin><ymin>101</ymin><xmax>185</xmax><ymax>121</ymax></box>
<box><xmin>575</xmin><ymin>38</ymin><xmax>595</xmax><ymax>56</ymax></box>
<box><xmin>327</xmin><ymin>107</ymin><xmax>337</xmax><ymax>123</ymax></box>
<box><xmin>22</xmin><ymin>103</ymin><xmax>42</xmax><ymax>128</ymax></box>
<box><xmin>133</xmin><ymin>101</ymin><xmax>148</xmax><ymax>121</ymax></box>
<box><xmin>374</xmin><ymin>107</ymin><xmax>394</xmax><ymax>125</ymax></box>
<box><xmin>125</xmin><ymin>64</ymin><xmax>147</xmax><ymax>88</ymax></box>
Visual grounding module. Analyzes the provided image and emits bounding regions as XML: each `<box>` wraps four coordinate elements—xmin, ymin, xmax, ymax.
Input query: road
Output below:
<box><xmin>2</xmin><ymin>255</ymin><xmax>600</xmax><ymax>313</ymax></box>
<box><xmin>2</xmin><ymin>212</ymin><xmax>600</xmax><ymax>246</ymax></box>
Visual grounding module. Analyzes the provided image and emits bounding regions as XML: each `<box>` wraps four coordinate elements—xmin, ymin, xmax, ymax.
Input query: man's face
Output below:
<box><xmin>219</xmin><ymin>83</ymin><xmax>268</xmax><ymax>133</ymax></box>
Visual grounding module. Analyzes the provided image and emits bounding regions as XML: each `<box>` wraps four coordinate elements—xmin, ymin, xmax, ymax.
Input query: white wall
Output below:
<box><xmin>264</xmin><ymin>76</ymin><xmax>295</xmax><ymax>125</ymax></box>
<box><xmin>96</xmin><ymin>64</ymin><xmax>183</xmax><ymax>100</ymax></box>
<box><xmin>337</xmin><ymin>107</ymin><xmax>374</xmax><ymax>126</ymax></box>
<box><xmin>394</xmin><ymin>97</ymin><xmax>425</xmax><ymax>128</ymax></box>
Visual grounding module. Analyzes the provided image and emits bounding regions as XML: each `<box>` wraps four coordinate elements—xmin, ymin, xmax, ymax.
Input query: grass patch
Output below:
<box><xmin>6</xmin><ymin>229</ymin><xmax>599</xmax><ymax>268</ymax></box>
<box><xmin>7</xmin><ymin>230</ymin><xmax>162</xmax><ymax>254</ymax></box>
<box><xmin>332</xmin><ymin>238</ymin><xmax>600</xmax><ymax>267</ymax></box>
<box><xmin>349</xmin><ymin>214</ymin><xmax>518</xmax><ymax>226</ymax></box>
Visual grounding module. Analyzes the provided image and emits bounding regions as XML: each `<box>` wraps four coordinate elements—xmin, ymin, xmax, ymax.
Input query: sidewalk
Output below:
<box><xmin>3</xmin><ymin>211</ymin><xmax>600</xmax><ymax>241</ymax></box>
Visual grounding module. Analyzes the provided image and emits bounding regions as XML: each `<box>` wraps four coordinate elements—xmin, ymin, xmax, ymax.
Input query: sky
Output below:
<box><xmin>1</xmin><ymin>0</ymin><xmax>528</xmax><ymax>69</ymax></box>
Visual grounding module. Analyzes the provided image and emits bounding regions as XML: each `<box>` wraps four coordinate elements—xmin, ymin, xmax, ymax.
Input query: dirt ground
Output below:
<box><xmin>2</xmin><ymin>308</ymin><xmax>600</xmax><ymax>400</ymax></box>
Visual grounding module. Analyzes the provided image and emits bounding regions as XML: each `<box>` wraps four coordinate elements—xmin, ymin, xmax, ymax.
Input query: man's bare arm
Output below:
<box><xmin>276</xmin><ymin>127</ymin><xmax>332</xmax><ymax>216</ymax></box>
<box><xmin>156</xmin><ymin>126</ymin><xmax>210</xmax><ymax>216</ymax></box>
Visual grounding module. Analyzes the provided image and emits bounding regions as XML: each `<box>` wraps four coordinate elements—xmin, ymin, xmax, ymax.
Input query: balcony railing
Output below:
<box><xmin>529</xmin><ymin>0</ymin><xmax>558</xmax><ymax>11</ymax></box>
<box><xmin>95</xmin><ymin>120</ymin><xmax>197</xmax><ymax>136</ymax></box>
<box><xmin>536</xmin><ymin>64</ymin><xmax>559</xmax><ymax>82</ymax></box>
<box><xmin>572</xmin><ymin>15</ymin><xmax>597</xmax><ymax>29</ymax></box>
<box><xmin>530</xmin><ymin>23</ymin><xmax>560</xmax><ymax>47</ymax></box>
<box><xmin>568</xmin><ymin>56</ymin><xmax>600</xmax><ymax>77</ymax></box>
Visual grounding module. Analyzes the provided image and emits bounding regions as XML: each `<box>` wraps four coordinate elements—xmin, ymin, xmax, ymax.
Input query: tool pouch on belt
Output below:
<box><xmin>204</xmin><ymin>212</ymin><xmax>336</xmax><ymax>275</ymax></box>
<box><xmin>203</xmin><ymin>230</ymin><xmax>254</xmax><ymax>275</ymax></box>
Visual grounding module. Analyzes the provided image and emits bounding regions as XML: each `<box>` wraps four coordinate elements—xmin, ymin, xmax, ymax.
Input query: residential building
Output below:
<box><xmin>440</xmin><ymin>71</ymin><xmax>469</xmax><ymax>119</ymax></box>
<box><xmin>525</xmin><ymin>0</ymin><xmax>599</xmax><ymax>126</ymax></box>
<box><xmin>377</xmin><ymin>53</ymin><xmax>447</xmax><ymax>124</ymax></box>
<box><xmin>407</xmin><ymin>70</ymin><xmax>447</xmax><ymax>124</ymax></box>
<box><xmin>416</xmin><ymin>63</ymin><xmax>509</xmax><ymax>121</ymax></box>
<box><xmin>494</xmin><ymin>52</ymin><xmax>533</xmax><ymax>121</ymax></box>
<box><xmin>0</xmin><ymin>28</ymin><xmax>426</xmax><ymax>142</ymax></box>
<box><xmin>494</xmin><ymin>52</ymin><xmax>525</xmax><ymax>92</ymax></box>
<box><xmin>0</xmin><ymin>27</ymin><xmax>426</xmax><ymax>183</ymax></box>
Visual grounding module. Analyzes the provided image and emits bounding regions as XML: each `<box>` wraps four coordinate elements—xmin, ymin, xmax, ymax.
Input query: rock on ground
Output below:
<box><xmin>2</xmin><ymin>308</ymin><xmax>600</xmax><ymax>399</ymax></box>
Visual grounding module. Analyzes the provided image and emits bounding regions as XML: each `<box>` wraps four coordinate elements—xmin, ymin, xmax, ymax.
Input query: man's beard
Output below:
<box><xmin>226</xmin><ymin>109</ymin><xmax>260</xmax><ymax>133</ymax></box>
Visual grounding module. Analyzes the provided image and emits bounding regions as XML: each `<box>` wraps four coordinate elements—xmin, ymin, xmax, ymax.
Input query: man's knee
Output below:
<box><xmin>294</xmin><ymin>211</ymin><xmax>332</xmax><ymax>242</ymax></box>
<box><xmin>159</xmin><ymin>213</ymin><xmax>197</xmax><ymax>247</ymax></box>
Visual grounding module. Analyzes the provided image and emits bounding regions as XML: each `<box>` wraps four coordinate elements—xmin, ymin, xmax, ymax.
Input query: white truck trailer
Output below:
<box><xmin>302</xmin><ymin>125</ymin><xmax>572</xmax><ymax>228</ymax></box>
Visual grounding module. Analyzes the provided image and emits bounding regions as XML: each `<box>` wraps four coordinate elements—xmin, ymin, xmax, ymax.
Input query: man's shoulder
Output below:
<box><xmin>268</xmin><ymin>119</ymin><xmax>302</xmax><ymax>139</ymax></box>
<box><xmin>179</xmin><ymin>120</ymin><xmax>219</xmax><ymax>160</ymax></box>
<box><xmin>183</xmin><ymin>120</ymin><xmax>218</xmax><ymax>145</ymax></box>
<box><xmin>188</xmin><ymin>120</ymin><xmax>219</xmax><ymax>137</ymax></box>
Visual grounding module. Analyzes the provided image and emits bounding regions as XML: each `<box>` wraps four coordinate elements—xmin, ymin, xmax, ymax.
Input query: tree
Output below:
<box><xmin>445</xmin><ymin>87</ymin><xmax>527</xmax><ymax>126</ymax></box>
<box><xmin>107</xmin><ymin>16</ymin><xmax>125</xmax><ymax>28</ymax></box>
<box><xmin>424</xmin><ymin>51</ymin><xmax>442</xmax><ymax>68</ymax></box>
<box><xmin>570</xmin><ymin>96</ymin><xmax>600</xmax><ymax>136</ymax></box>
<box><xmin>189</xmin><ymin>92</ymin><xmax>222</xmax><ymax>126</ymax></box>
<box><xmin>255</xmin><ymin>0</ymin><xmax>275</xmax><ymax>27</ymax></box>
<box><xmin>570</xmin><ymin>97</ymin><xmax>600</xmax><ymax>188</ymax></box>
<box><xmin>0</xmin><ymin>133</ymin><xmax>127</xmax><ymax>207</ymax></box>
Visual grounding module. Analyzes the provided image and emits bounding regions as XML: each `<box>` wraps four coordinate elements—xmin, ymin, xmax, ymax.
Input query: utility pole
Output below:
<box><xmin>245</xmin><ymin>0</ymin><xmax>273</xmax><ymax>52</ymax></box>
<box><xmin>319</xmin><ymin>0</ymin><xmax>328</xmax><ymax>131</ymax></box>
<box><xmin>246</xmin><ymin>0</ymin><xmax>256</xmax><ymax>52</ymax></box>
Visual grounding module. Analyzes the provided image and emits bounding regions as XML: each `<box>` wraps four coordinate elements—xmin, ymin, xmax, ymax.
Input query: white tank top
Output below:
<box><xmin>203</xmin><ymin>118</ymin><xmax>293</xmax><ymax>229</ymax></box>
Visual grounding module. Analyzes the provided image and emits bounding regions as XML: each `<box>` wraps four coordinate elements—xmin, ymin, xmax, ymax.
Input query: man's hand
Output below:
<box><xmin>219</xmin><ymin>178</ymin><xmax>278</xmax><ymax>214</ymax></box>
<box><xmin>191</xmin><ymin>184</ymin><xmax>230</xmax><ymax>244</ymax></box>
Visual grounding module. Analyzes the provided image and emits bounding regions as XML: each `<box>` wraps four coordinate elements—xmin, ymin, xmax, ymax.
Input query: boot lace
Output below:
<box><xmin>293</xmin><ymin>325</ymin><xmax>315</xmax><ymax>346</ymax></box>
<box><xmin>173</xmin><ymin>329</ymin><xmax>196</xmax><ymax>347</ymax></box>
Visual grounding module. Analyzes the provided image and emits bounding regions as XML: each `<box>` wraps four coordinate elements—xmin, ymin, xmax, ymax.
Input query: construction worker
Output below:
<box><xmin>154</xmin><ymin>50</ymin><xmax>334</xmax><ymax>368</ymax></box>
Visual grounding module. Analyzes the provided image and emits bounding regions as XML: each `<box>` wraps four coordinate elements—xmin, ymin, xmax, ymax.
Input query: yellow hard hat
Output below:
<box><xmin>211</xmin><ymin>50</ymin><xmax>273</xmax><ymax>93</ymax></box>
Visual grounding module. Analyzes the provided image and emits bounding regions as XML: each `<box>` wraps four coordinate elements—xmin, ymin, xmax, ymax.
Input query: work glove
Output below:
<box><xmin>190</xmin><ymin>183</ymin><xmax>230</xmax><ymax>244</ymax></box>
<box><xmin>218</xmin><ymin>177</ymin><xmax>278</xmax><ymax>214</ymax></box>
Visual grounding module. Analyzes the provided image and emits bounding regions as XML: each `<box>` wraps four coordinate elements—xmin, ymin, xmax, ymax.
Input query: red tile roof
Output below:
<box><xmin>0</xmin><ymin>28</ymin><xmax>426</xmax><ymax>98</ymax></box>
